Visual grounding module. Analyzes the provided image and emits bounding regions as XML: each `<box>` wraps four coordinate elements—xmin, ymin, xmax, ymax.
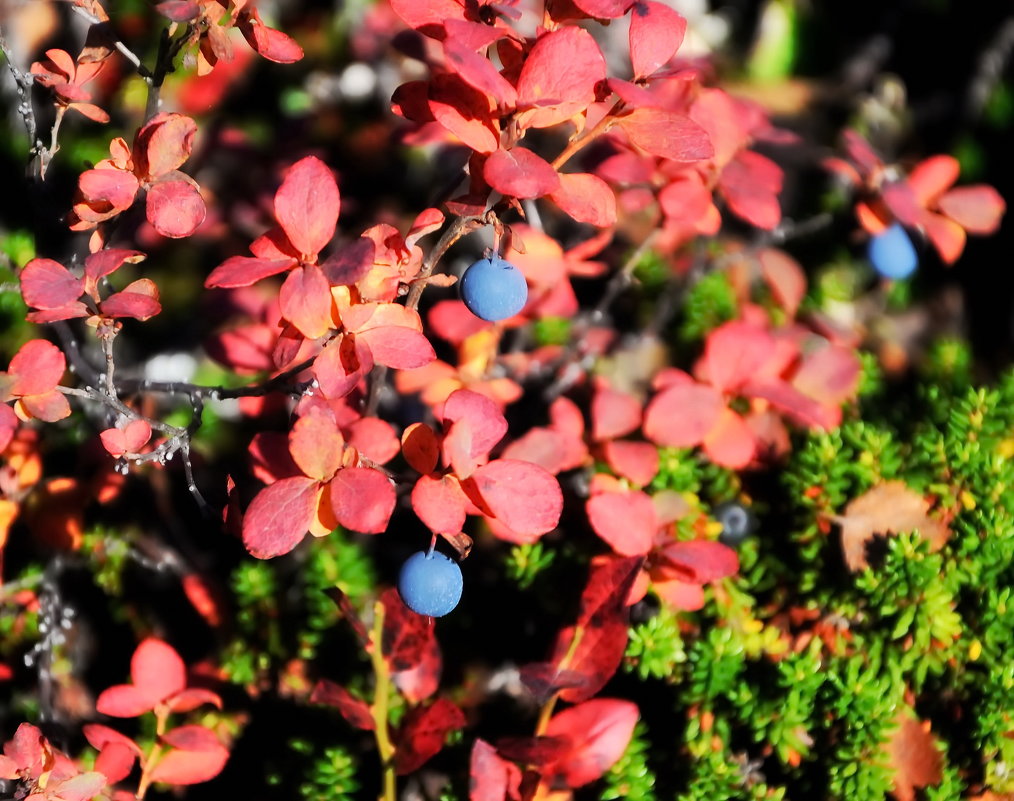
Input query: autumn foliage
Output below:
<box><xmin>1</xmin><ymin>0</ymin><xmax>1012</xmax><ymax>800</ymax></box>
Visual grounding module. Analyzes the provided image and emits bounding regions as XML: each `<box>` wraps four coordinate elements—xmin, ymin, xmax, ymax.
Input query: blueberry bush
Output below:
<box><xmin>0</xmin><ymin>1</ymin><xmax>1012</xmax><ymax>800</ymax></box>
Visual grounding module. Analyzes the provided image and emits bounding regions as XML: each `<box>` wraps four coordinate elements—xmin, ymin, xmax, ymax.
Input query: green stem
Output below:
<box><xmin>368</xmin><ymin>602</ymin><xmax>397</xmax><ymax>801</ymax></box>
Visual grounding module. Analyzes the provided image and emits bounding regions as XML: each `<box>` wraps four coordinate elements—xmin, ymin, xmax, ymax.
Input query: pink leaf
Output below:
<box><xmin>702</xmin><ymin>407</ymin><xmax>755</xmax><ymax>468</ymax></box>
<box><xmin>659</xmin><ymin>540</ymin><xmax>738</xmax><ymax>583</ymax></box>
<box><xmin>601</xmin><ymin>440</ymin><xmax>658</xmax><ymax>487</ymax></box>
<box><xmin>311</xmin><ymin>679</ymin><xmax>375</xmax><ymax>730</ymax></box>
<box><xmin>549</xmin><ymin>172</ymin><xmax>617</xmax><ymax>227</ymax></box>
<box><xmin>239</xmin><ymin>11</ymin><xmax>304</xmax><ymax>63</ymax></box>
<box><xmin>587</xmin><ymin>490</ymin><xmax>656</xmax><ymax>555</ymax></box>
<box><xmin>629</xmin><ymin>1</ymin><xmax>686</xmax><ymax>79</ymax></box>
<box><xmin>591</xmin><ymin>384</ymin><xmax>641</xmax><ymax>441</ymax></box>
<box><xmin>242</xmin><ymin>476</ymin><xmax>319</xmax><ymax>558</ymax></box>
<box><xmin>329</xmin><ymin>467</ymin><xmax>396</xmax><ymax>534</ymax></box>
<box><xmin>95</xmin><ymin>684</ymin><xmax>156</xmax><ymax>717</ymax></box>
<box><xmin>100</xmin><ymin>420</ymin><xmax>152</xmax><ymax>457</ymax></box>
<box><xmin>131</xmin><ymin>638</ymin><xmax>186</xmax><ymax>703</ymax></box>
<box><xmin>358</xmin><ymin>326</ymin><xmax>436</xmax><ymax>369</ymax></box>
<box><xmin>643</xmin><ymin>382</ymin><xmax>722</xmax><ymax>447</ymax></box>
<box><xmin>470</xmin><ymin>739</ymin><xmax>521</xmax><ymax>801</ymax></box>
<box><xmin>412</xmin><ymin>474</ymin><xmax>467</xmax><ymax>534</ymax></box>
<box><xmin>758</xmin><ymin>248</ymin><xmax>806</xmax><ymax>317</ymax></box>
<box><xmin>161</xmin><ymin>725</ymin><xmax>222</xmax><ymax>751</ymax></box>
<box><xmin>441</xmin><ymin>390</ymin><xmax>508</xmax><ymax>459</ymax></box>
<box><xmin>205</xmin><ymin>255</ymin><xmax>294</xmax><ymax>288</ymax></box>
<box><xmin>443</xmin><ymin>38</ymin><xmax>518</xmax><ymax>108</ymax></box>
<box><xmin>937</xmin><ymin>185</ymin><xmax>1006</xmax><ymax>234</ymax></box>
<box><xmin>470</xmin><ymin>459</ymin><xmax>563</xmax><ymax>537</ymax></box>
<box><xmin>544</xmin><ymin>699</ymin><xmax>639</xmax><ymax>787</ymax></box>
<box><xmin>146</xmin><ymin>178</ymin><xmax>206</xmax><ymax>238</ymax></box>
<box><xmin>149</xmin><ymin>742</ymin><xmax>228</xmax><ymax>785</ymax></box>
<box><xmin>274</xmin><ymin>156</ymin><xmax>340</xmax><ymax>258</ymax></box>
<box><xmin>101</xmin><ymin>279</ymin><xmax>162</xmax><ymax>320</ymax></box>
<box><xmin>702</xmin><ymin>321</ymin><xmax>776</xmax><ymax>394</ymax></box>
<box><xmin>7</xmin><ymin>339</ymin><xmax>66</xmax><ymax>398</ymax></box>
<box><xmin>20</xmin><ymin>259</ymin><xmax>83</xmax><ymax>309</ymax></box>
<box><xmin>483</xmin><ymin>147</ymin><xmax>560</xmax><ymax>199</ymax></box>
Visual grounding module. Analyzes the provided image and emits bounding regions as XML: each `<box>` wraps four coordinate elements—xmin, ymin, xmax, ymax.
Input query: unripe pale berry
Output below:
<box><xmin>459</xmin><ymin>256</ymin><xmax>528</xmax><ymax>322</ymax></box>
<box><xmin>714</xmin><ymin>501</ymin><xmax>754</xmax><ymax>547</ymax></box>
<box><xmin>868</xmin><ymin>223</ymin><xmax>918</xmax><ymax>280</ymax></box>
<box><xmin>397</xmin><ymin>550</ymin><xmax>463</xmax><ymax>617</ymax></box>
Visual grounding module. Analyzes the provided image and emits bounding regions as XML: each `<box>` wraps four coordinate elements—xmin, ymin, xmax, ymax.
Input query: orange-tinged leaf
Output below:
<box><xmin>138</xmin><ymin>112</ymin><xmax>197</xmax><ymax>178</ymax></box>
<box><xmin>402</xmin><ymin>422</ymin><xmax>440</xmax><ymax>474</ymax></box>
<box><xmin>702</xmin><ymin>407</ymin><xmax>755</xmax><ymax>468</ymax></box>
<box><xmin>242</xmin><ymin>476</ymin><xmax>319</xmax><ymax>558</ymax></box>
<box><xmin>19</xmin><ymin>390</ymin><xmax>71</xmax><ymax>423</ymax></box>
<box><xmin>102</xmin><ymin>279</ymin><xmax>162</xmax><ymax>320</ymax></box>
<box><xmin>205</xmin><ymin>255</ymin><xmax>294</xmax><ymax>288</ymax></box>
<box><xmin>834</xmin><ymin>481</ymin><xmax>950</xmax><ymax>572</ymax></box>
<box><xmin>550</xmin><ymin>172</ymin><xmax>617</xmax><ymax>227</ymax></box>
<box><xmin>703</xmin><ymin>320</ymin><xmax>776</xmax><ymax>393</ymax></box>
<box><xmin>906</xmin><ymin>155</ymin><xmax>959</xmax><ymax>206</ymax></box>
<box><xmin>428</xmin><ymin>74</ymin><xmax>500</xmax><ymax>154</ymax></box>
<box><xmin>443</xmin><ymin>37</ymin><xmax>517</xmax><ymax>108</ymax></box>
<box><xmin>6</xmin><ymin>339</ymin><xmax>66</xmax><ymax>398</ymax></box>
<box><xmin>587</xmin><ymin>489</ymin><xmax>656</xmax><ymax>555</ymax></box>
<box><xmin>758</xmin><ymin>248</ymin><xmax>806</xmax><ymax>317</ymax></box>
<box><xmin>289</xmin><ymin>409</ymin><xmax>344</xmax><ymax>481</ymax></box>
<box><xmin>274</xmin><ymin>156</ymin><xmax>340</xmax><ymax>257</ymax></box>
<box><xmin>441</xmin><ymin>389</ymin><xmax>508</xmax><ymax>460</ymax></box>
<box><xmin>149</xmin><ymin>741</ymin><xmax>229</xmax><ymax>785</ymax></box>
<box><xmin>131</xmin><ymin>637</ymin><xmax>186</xmax><ymax>702</ymax></box>
<box><xmin>238</xmin><ymin>10</ymin><xmax>304</xmax><ymax>63</ymax></box>
<box><xmin>280</xmin><ymin>264</ymin><xmax>333</xmax><ymax>339</ymax></box>
<box><xmin>921</xmin><ymin>212</ymin><xmax>966</xmax><ymax>264</ymax></box>
<box><xmin>884</xmin><ymin>708</ymin><xmax>943</xmax><ymax>801</ymax></box>
<box><xmin>601</xmin><ymin>440</ymin><xmax>658</xmax><ymax>487</ymax></box>
<box><xmin>100</xmin><ymin>419</ymin><xmax>152</xmax><ymax>457</ymax></box>
<box><xmin>358</xmin><ymin>326</ymin><xmax>436</xmax><ymax>369</ymax></box>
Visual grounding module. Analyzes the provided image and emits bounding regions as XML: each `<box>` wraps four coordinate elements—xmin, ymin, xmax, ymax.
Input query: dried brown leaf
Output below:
<box><xmin>834</xmin><ymin>481</ymin><xmax>949</xmax><ymax>572</ymax></box>
<box><xmin>885</xmin><ymin>708</ymin><xmax>943</xmax><ymax>801</ymax></box>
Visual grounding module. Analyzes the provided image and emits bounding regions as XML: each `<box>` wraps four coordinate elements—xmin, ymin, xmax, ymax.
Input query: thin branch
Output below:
<box><xmin>0</xmin><ymin>25</ymin><xmax>42</xmax><ymax>169</ymax></box>
<box><xmin>65</xmin><ymin>4</ymin><xmax>150</xmax><ymax>77</ymax></box>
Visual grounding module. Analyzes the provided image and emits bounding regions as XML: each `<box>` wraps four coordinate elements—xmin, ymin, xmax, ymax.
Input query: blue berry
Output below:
<box><xmin>397</xmin><ymin>550</ymin><xmax>463</xmax><ymax>617</ymax></box>
<box><xmin>459</xmin><ymin>256</ymin><xmax>528</xmax><ymax>322</ymax></box>
<box><xmin>868</xmin><ymin>223</ymin><xmax>918</xmax><ymax>280</ymax></box>
<box><xmin>714</xmin><ymin>501</ymin><xmax>754</xmax><ymax>547</ymax></box>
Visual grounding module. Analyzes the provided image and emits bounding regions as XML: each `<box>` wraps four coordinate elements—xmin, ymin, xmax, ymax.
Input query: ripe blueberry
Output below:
<box><xmin>868</xmin><ymin>223</ymin><xmax>918</xmax><ymax>280</ymax></box>
<box><xmin>397</xmin><ymin>550</ymin><xmax>463</xmax><ymax>617</ymax></box>
<box><xmin>459</xmin><ymin>256</ymin><xmax>528</xmax><ymax>322</ymax></box>
<box><xmin>714</xmin><ymin>501</ymin><xmax>754</xmax><ymax>547</ymax></box>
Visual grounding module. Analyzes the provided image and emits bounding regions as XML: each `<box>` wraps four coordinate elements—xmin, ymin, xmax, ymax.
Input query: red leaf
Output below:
<box><xmin>443</xmin><ymin>38</ymin><xmax>518</xmax><ymax>108</ymax></box>
<box><xmin>358</xmin><ymin>326</ymin><xmax>436</xmax><ymax>369</ymax></box>
<box><xmin>146</xmin><ymin>177</ymin><xmax>206</xmax><ymax>238</ymax></box>
<box><xmin>48</xmin><ymin>772</ymin><xmax>107</xmax><ymax>801</ymax></box>
<box><xmin>549</xmin><ymin>172</ymin><xmax>617</xmax><ymax>227</ymax></box>
<box><xmin>149</xmin><ymin>742</ymin><xmax>229</xmax><ymax>785</ymax></box>
<box><xmin>381</xmin><ymin>587</ymin><xmax>436</xmax><ymax>672</ymax></box>
<box><xmin>242</xmin><ymin>476</ymin><xmax>319</xmax><ymax>558</ymax></box>
<box><xmin>289</xmin><ymin>409</ymin><xmax>343</xmax><ymax>481</ymax></box>
<box><xmin>629</xmin><ymin>1</ymin><xmax>686</xmax><ymax>79</ymax></box>
<box><xmin>569</xmin><ymin>0</ymin><xmax>628</xmax><ymax>18</ymax></box>
<box><xmin>907</xmin><ymin>155</ymin><xmax>958</xmax><ymax>205</ymax></box>
<box><xmin>703</xmin><ymin>321</ymin><xmax>776</xmax><ymax>393</ymax></box>
<box><xmin>744</xmin><ymin>378</ymin><xmax>836</xmax><ymax>430</ymax></box>
<box><xmin>6</xmin><ymin>339</ymin><xmax>66</xmax><ymax>398</ymax></box>
<box><xmin>402</xmin><ymin>422</ymin><xmax>440</xmax><ymax>474</ymax></box>
<box><xmin>412</xmin><ymin>474</ymin><xmax>467</xmax><ymax>534</ymax></box>
<box><xmin>0</xmin><ymin>404</ymin><xmax>17</xmax><ymax>452</ymax></box>
<box><xmin>587</xmin><ymin>490</ymin><xmax>656</xmax><ymax>556</ymax></box>
<box><xmin>205</xmin><ymin>255</ymin><xmax>294</xmax><ymax>288</ymax></box>
<box><xmin>329</xmin><ymin>467</ymin><xmax>396</xmax><ymax>534</ymax></box>
<box><xmin>659</xmin><ymin>540</ymin><xmax>738</xmax><ymax>583</ymax></box>
<box><xmin>483</xmin><ymin>147</ymin><xmax>560</xmax><ymax>199</ymax></box>
<box><xmin>94</xmin><ymin>741</ymin><xmax>138</xmax><ymax>784</ymax></box>
<box><xmin>274</xmin><ymin>156</ymin><xmax>340</xmax><ymax>257</ymax></box>
<box><xmin>310</xmin><ymin>679</ymin><xmax>375</xmax><ymax>730</ymax></box>
<box><xmin>394</xmin><ymin>698</ymin><xmax>466</xmax><ymax>775</ymax></box>
<box><xmin>162</xmin><ymin>725</ymin><xmax>221</xmax><ymax>752</ymax></box>
<box><xmin>516</xmin><ymin>27</ymin><xmax>606</xmax><ymax>128</ymax></box>
<box><xmin>393</xmin><ymin>627</ymin><xmax>443</xmax><ymax>704</ymax></box>
<box><xmin>470</xmin><ymin>459</ymin><xmax>563</xmax><ymax>537</ymax></box>
<box><xmin>102</xmin><ymin>279</ymin><xmax>162</xmax><ymax>320</ymax></box>
<box><xmin>921</xmin><ymin>212</ymin><xmax>966</xmax><ymax>264</ymax></box>
<box><xmin>719</xmin><ymin>151</ymin><xmax>783</xmax><ymax>230</ymax></box>
<box><xmin>346</xmin><ymin>417</ymin><xmax>400</xmax><ymax>464</ymax></box>
<box><xmin>937</xmin><ymin>185</ymin><xmax>1006</xmax><ymax>234</ymax></box>
<box><xmin>84</xmin><ymin>249</ymin><xmax>145</xmax><ymax>285</ymax></box>
<box><xmin>501</xmin><ymin>428</ymin><xmax>585</xmax><ymax>475</ymax></box>
<box><xmin>618</xmin><ymin>109</ymin><xmax>713</xmax><ymax>162</ymax></box>
<box><xmin>428</xmin><ymin>74</ymin><xmax>500</xmax><ymax>154</ymax></box>
<box><xmin>238</xmin><ymin>11</ymin><xmax>304</xmax><ymax>63</ymax></box>
<box><xmin>313</xmin><ymin>334</ymin><xmax>373</xmax><ymax>400</ymax></box>
<box><xmin>643</xmin><ymin>382</ymin><xmax>722</xmax><ymax>447</ymax></box>
<box><xmin>78</xmin><ymin>166</ymin><xmax>139</xmax><ymax>212</ymax></box>
<box><xmin>495</xmin><ymin>736</ymin><xmax>569</xmax><ymax>766</ymax></box>
<box><xmin>166</xmin><ymin>687</ymin><xmax>222</xmax><ymax>713</ymax></box>
<box><xmin>544</xmin><ymin>699</ymin><xmax>638</xmax><ymax>787</ymax></box>
<box><xmin>20</xmin><ymin>259</ymin><xmax>83</xmax><ymax>309</ymax></box>
<box><xmin>100</xmin><ymin>420</ymin><xmax>152</xmax><ymax>457</ymax></box>
<box><xmin>280</xmin><ymin>264</ymin><xmax>333</xmax><ymax>340</ymax></box>
<box><xmin>470</xmin><ymin>739</ymin><xmax>522</xmax><ymax>801</ymax></box>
